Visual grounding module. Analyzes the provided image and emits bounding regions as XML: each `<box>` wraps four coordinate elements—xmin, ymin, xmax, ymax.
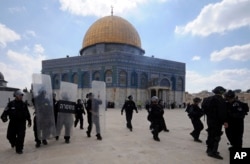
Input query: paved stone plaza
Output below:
<box><xmin>0</xmin><ymin>108</ymin><xmax>249</xmax><ymax>164</ymax></box>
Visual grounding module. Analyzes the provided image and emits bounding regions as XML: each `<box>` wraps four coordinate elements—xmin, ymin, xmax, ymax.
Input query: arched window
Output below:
<box><xmin>105</xmin><ymin>70</ymin><xmax>112</xmax><ymax>84</ymax></box>
<box><xmin>82</xmin><ymin>72</ymin><xmax>89</xmax><ymax>88</ymax></box>
<box><xmin>160</xmin><ymin>78</ymin><xmax>170</xmax><ymax>87</ymax></box>
<box><xmin>93</xmin><ymin>71</ymin><xmax>100</xmax><ymax>81</ymax></box>
<box><xmin>119</xmin><ymin>70</ymin><xmax>127</xmax><ymax>87</ymax></box>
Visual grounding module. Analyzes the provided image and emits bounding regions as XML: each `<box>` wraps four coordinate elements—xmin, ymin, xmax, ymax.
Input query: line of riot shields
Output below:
<box><xmin>32</xmin><ymin>73</ymin><xmax>106</xmax><ymax>142</ymax></box>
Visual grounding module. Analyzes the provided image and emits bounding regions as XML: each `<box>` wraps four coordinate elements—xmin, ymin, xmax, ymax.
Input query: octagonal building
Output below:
<box><xmin>42</xmin><ymin>15</ymin><xmax>186</xmax><ymax>108</ymax></box>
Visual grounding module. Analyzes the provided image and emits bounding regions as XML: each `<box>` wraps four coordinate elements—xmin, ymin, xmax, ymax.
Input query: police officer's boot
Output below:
<box><xmin>152</xmin><ymin>130</ymin><xmax>160</xmax><ymax>142</ymax></box>
<box><xmin>86</xmin><ymin>131</ymin><xmax>91</xmax><ymax>137</ymax></box>
<box><xmin>207</xmin><ymin>143</ymin><xmax>223</xmax><ymax>159</ymax></box>
<box><xmin>36</xmin><ymin>141</ymin><xmax>41</xmax><ymax>148</ymax></box>
<box><xmin>42</xmin><ymin>140</ymin><xmax>48</xmax><ymax>145</ymax></box>
<box><xmin>64</xmin><ymin>136</ymin><xmax>70</xmax><ymax>144</ymax></box>
<box><xmin>96</xmin><ymin>134</ymin><xmax>102</xmax><ymax>140</ymax></box>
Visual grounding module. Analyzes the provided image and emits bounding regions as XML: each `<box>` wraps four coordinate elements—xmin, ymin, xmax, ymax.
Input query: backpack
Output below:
<box><xmin>185</xmin><ymin>104</ymin><xmax>195</xmax><ymax>118</ymax></box>
<box><xmin>201</xmin><ymin>96</ymin><xmax>214</xmax><ymax>116</ymax></box>
<box><xmin>185</xmin><ymin>104</ymin><xmax>193</xmax><ymax>114</ymax></box>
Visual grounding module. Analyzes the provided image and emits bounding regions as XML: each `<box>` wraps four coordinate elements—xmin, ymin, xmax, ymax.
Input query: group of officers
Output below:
<box><xmin>0</xmin><ymin>90</ymin><xmax>102</xmax><ymax>154</ymax></box>
<box><xmin>1</xmin><ymin>86</ymin><xmax>249</xmax><ymax>161</ymax></box>
<box><xmin>186</xmin><ymin>86</ymin><xmax>249</xmax><ymax>160</ymax></box>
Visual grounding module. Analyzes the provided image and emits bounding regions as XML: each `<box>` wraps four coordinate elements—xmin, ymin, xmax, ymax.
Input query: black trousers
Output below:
<box><xmin>191</xmin><ymin>118</ymin><xmax>204</xmax><ymax>139</ymax></box>
<box><xmin>206</xmin><ymin>120</ymin><xmax>223</xmax><ymax>154</ymax></box>
<box><xmin>7</xmin><ymin>121</ymin><xmax>26</xmax><ymax>152</ymax></box>
<box><xmin>33</xmin><ymin>116</ymin><xmax>49</xmax><ymax>143</ymax></box>
<box><xmin>125</xmin><ymin>111</ymin><xmax>133</xmax><ymax>129</ymax></box>
<box><xmin>87</xmin><ymin>112</ymin><xmax>92</xmax><ymax>133</ymax></box>
<box><xmin>225</xmin><ymin>118</ymin><xmax>244</xmax><ymax>148</ymax></box>
<box><xmin>151</xmin><ymin>120</ymin><xmax>164</xmax><ymax>137</ymax></box>
<box><xmin>75</xmin><ymin>114</ymin><xmax>83</xmax><ymax>128</ymax></box>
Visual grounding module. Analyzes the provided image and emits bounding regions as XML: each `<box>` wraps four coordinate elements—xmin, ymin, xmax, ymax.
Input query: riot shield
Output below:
<box><xmin>32</xmin><ymin>73</ymin><xmax>56</xmax><ymax>140</ymax></box>
<box><xmin>91</xmin><ymin>81</ymin><xmax>106</xmax><ymax>135</ymax></box>
<box><xmin>56</xmin><ymin>81</ymin><xmax>77</xmax><ymax>138</ymax></box>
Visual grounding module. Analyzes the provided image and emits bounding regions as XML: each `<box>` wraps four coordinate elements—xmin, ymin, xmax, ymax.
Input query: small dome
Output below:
<box><xmin>82</xmin><ymin>15</ymin><xmax>141</xmax><ymax>49</ymax></box>
<box><xmin>0</xmin><ymin>72</ymin><xmax>4</xmax><ymax>80</ymax></box>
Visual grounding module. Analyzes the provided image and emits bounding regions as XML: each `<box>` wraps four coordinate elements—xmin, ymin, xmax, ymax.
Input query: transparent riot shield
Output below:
<box><xmin>91</xmin><ymin>81</ymin><xmax>106</xmax><ymax>135</ymax></box>
<box><xmin>32</xmin><ymin>73</ymin><xmax>56</xmax><ymax>140</ymax></box>
<box><xmin>56</xmin><ymin>81</ymin><xmax>77</xmax><ymax>138</ymax></box>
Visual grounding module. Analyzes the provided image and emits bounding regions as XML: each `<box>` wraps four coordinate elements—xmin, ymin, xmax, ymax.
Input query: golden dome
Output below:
<box><xmin>82</xmin><ymin>15</ymin><xmax>141</xmax><ymax>49</ymax></box>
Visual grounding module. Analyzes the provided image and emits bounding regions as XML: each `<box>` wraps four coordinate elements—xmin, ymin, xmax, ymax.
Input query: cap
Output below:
<box><xmin>212</xmin><ymin>86</ymin><xmax>226</xmax><ymax>94</ymax></box>
<box><xmin>151</xmin><ymin>96</ymin><xmax>159</xmax><ymax>102</ymax></box>
<box><xmin>224</xmin><ymin>90</ymin><xmax>235</xmax><ymax>99</ymax></box>
<box><xmin>14</xmin><ymin>90</ymin><xmax>24</xmax><ymax>97</ymax></box>
<box><xmin>128</xmin><ymin>95</ymin><xmax>133</xmax><ymax>99</ymax></box>
<box><xmin>193</xmin><ymin>97</ymin><xmax>202</xmax><ymax>103</ymax></box>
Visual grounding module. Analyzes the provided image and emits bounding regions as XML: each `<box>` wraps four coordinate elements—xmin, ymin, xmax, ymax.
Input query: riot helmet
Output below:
<box><xmin>224</xmin><ymin>90</ymin><xmax>235</xmax><ymax>99</ymax></box>
<box><xmin>13</xmin><ymin>90</ymin><xmax>24</xmax><ymax>97</ymax></box>
<box><xmin>212</xmin><ymin>86</ymin><xmax>226</xmax><ymax>94</ymax></box>
<box><xmin>193</xmin><ymin>97</ymin><xmax>202</xmax><ymax>103</ymax></box>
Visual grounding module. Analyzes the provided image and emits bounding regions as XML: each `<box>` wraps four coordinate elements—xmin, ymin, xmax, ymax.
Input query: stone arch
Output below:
<box><xmin>160</xmin><ymin>78</ymin><xmax>170</xmax><ymax>87</ymax></box>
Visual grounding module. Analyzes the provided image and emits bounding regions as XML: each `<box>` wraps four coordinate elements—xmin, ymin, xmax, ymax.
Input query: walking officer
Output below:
<box><xmin>121</xmin><ymin>95</ymin><xmax>138</xmax><ymax>131</ymax></box>
<box><xmin>1</xmin><ymin>90</ymin><xmax>32</xmax><ymax>154</ymax></box>
<box><xmin>147</xmin><ymin>96</ymin><xmax>165</xmax><ymax>141</ymax></box>
<box><xmin>186</xmin><ymin>97</ymin><xmax>204</xmax><ymax>142</ymax></box>
<box><xmin>224</xmin><ymin>90</ymin><xmax>249</xmax><ymax>149</ymax></box>
<box><xmin>203</xmin><ymin>86</ymin><xmax>228</xmax><ymax>160</ymax></box>
<box><xmin>74</xmin><ymin>99</ymin><xmax>86</xmax><ymax>129</ymax></box>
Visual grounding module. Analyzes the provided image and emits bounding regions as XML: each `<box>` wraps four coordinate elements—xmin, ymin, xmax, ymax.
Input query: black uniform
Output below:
<box><xmin>33</xmin><ymin>93</ymin><xmax>54</xmax><ymax>147</ymax></box>
<box><xmin>187</xmin><ymin>104</ymin><xmax>204</xmax><ymax>141</ymax></box>
<box><xmin>86</xmin><ymin>97</ymin><xmax>102</xmax><ymax>140</ymax></box>
<box><xmin>1</xmin><ymin>100</ymin><xmax>31</xmax><ymax>153</ymax></box>
<box><xmin>147</xmin><ymin>103</ymin><xmax>165</xmax><ymax>141</ymax></box>
<box><xmin>158</xmin><ymin>102</ymin><xmax>169</xmax><ymax>132</ymax></box>
<box><xmin>205</xmin><ymin>95</ymin><xmax>227</xmax><ymax>157</ymax></box>
<box><xmin>74</xmin><ymin>102</ymin><xmax>85</xmax><ymax>129</ymax></box>
<box><xmin>121</xmin><ymin>100</ymin><xmax>138</xmax><ymax>131</ymax></box>
<box><xmin>225</xmin><ymin>100</ymin><xmax>249</xmax><ymax>149</ymax></box>
<box><xmin>86</xmin><ymin>98</ymin><xmax>92</xmax><ymax>136</ymax></box>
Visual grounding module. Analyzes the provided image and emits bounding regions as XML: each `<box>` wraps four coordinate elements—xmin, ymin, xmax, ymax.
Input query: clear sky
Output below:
<box><xmin>0</xmin><ymin>0</ymin><xmax>250</xmax><ymax>93</ymax></box>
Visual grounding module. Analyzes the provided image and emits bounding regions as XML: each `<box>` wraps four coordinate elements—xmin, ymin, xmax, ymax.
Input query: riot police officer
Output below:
<box><xmin>224</xmin><ymin>90</ymin><xmax>249</xmax><ymax>149</ymax></box>
<box><xmin>147</xmin><ymin>96</ymin><xmax>165</xmax><ymax>141</ymax></box>
<box><xmin>33</xmin><ymin>89</ymin><xmax>54</xmax><ymax>147</ymax></box>
<box><xmin>121</xmin><ymin>95</ymin><xmax>138</xmax><ymax>131</ymax></box>
<box><xmin>205</xmin><ymin>86</ymin><xmax>228</xmax><ymax>160</ymax></box>
<box><xmin>187</xmin><ymin>97</ymin><xmax>204</xmax><ymax>142</ymax></box>
<box><xmin>86</xmin><ymin>93</ymin><xmax>103</xmax><ymax>140</ymax></box>
<box><xmin>74</xmin><ymin>99</ymin><xmax>86</xmax><ymax>129</ymax></box>
<box><xmin>1</xmin><ymin>90</ymin><xmax>32</xmax><ymax>154</ymax></box>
